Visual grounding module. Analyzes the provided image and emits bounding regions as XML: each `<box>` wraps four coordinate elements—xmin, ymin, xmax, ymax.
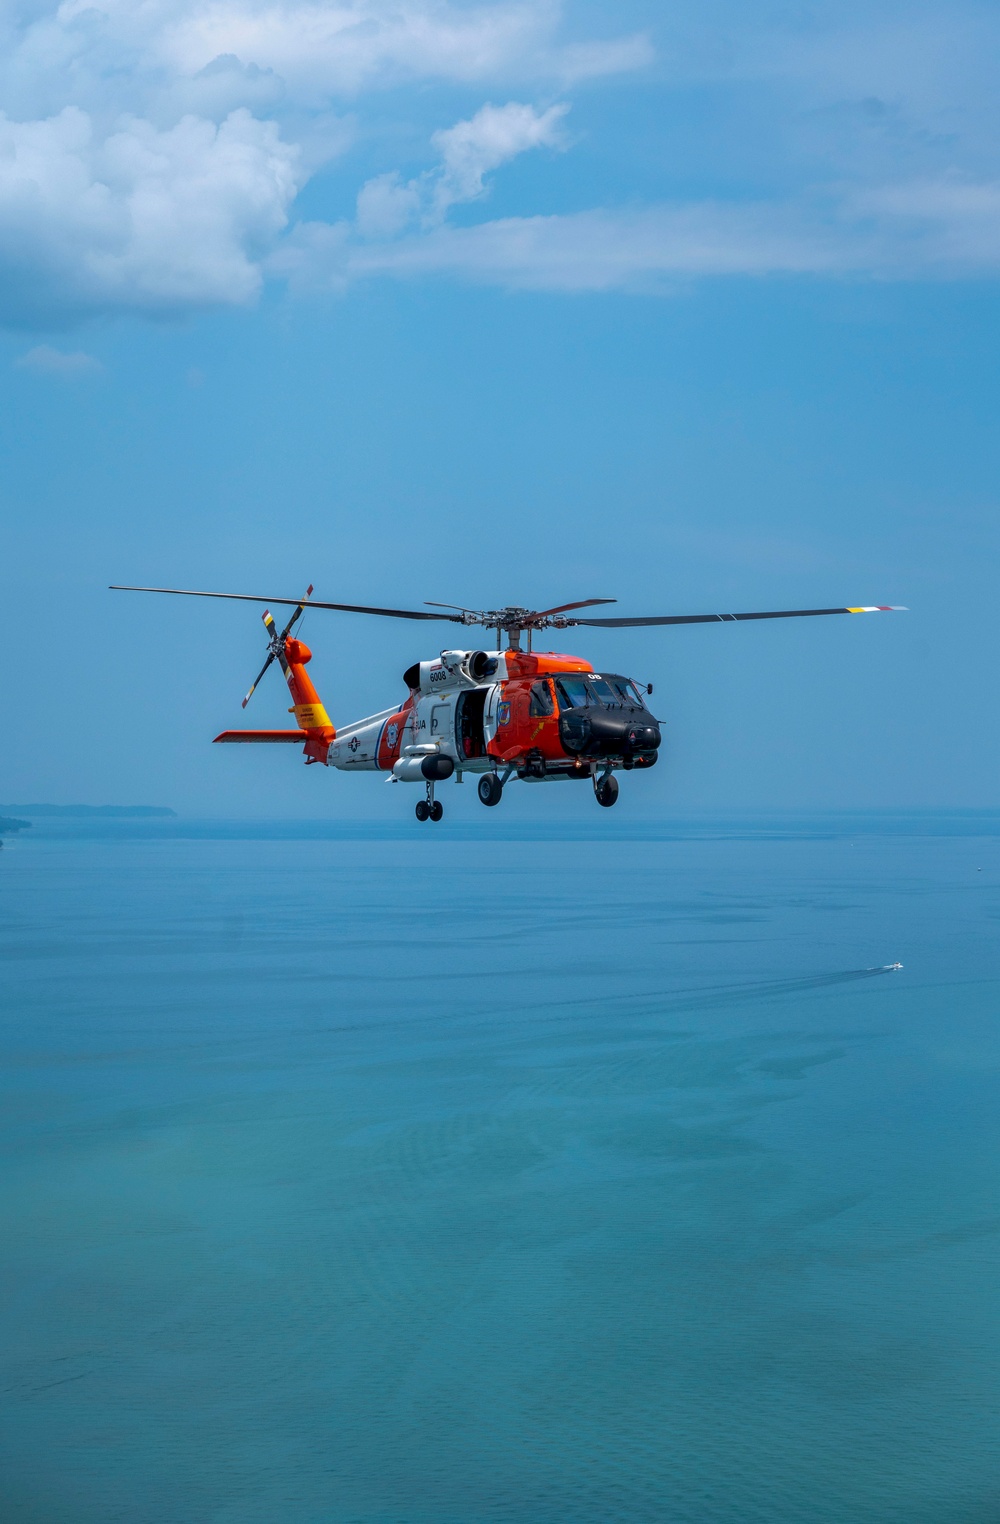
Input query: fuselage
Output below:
<box><xmin>326</xmin><ymin>648</ymin><xmax>661</xmax><ymax>781</ymax></box>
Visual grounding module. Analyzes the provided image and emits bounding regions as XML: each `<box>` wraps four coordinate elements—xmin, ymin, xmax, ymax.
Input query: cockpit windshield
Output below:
<box><xmin>554</xmin><ymin>674</ymin><xmax>647</xmax><ymax>710</ymax></box>
<box><xmin>555</xmin><ymin>676</ymin><xmax>591</xmax><ymax>709</ymax></box>
<box><xmin>588</xmin><ymin>677</ymin><xmax>617</xmax><ymax>704</ymax></box>
<box><xmin>604</xmin><ymin>675</ymin><xmax>647</xmax><ymax>706</ymax></box>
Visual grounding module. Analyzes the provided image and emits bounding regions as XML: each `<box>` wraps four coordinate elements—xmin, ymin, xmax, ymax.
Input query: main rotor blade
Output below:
<box><xmin>568</xmin><ymin>605</ymin><xmax>906</xmax><ymax>628</ymax></box>
<box><xmin>242</xmin><ymin>649</ymin><xmax>276</xmax><ymax>709</ymax></box>
<box><xmin>529</xmin><ymin>598</ymin><xmax>617</xmax><ymax>619</ymax></box>
<box><xmin>110</xmin><ymin>586</ymin><xmax>464</xmax><ymax>622</ymax></box>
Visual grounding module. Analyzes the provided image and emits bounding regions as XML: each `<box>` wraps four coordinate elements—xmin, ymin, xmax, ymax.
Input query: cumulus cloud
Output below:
<box><xmin>0</xmin><ymin>106</ymin><xmax>302</xmax><ymax>324</ymax></box>
<box><xmin>15</xmin><ymin>344</ymin><xmax>104</xmax><ymax>376</ymax></box>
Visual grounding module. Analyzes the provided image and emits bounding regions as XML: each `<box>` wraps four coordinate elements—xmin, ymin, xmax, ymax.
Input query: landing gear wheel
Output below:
<box><xmin>478</xmin><ymin>774</ymin><xmax>503</xmax><ymax>807</ymax></box>
<box><xmin>415</xmin><ymin>800</ymin><xmax>430</xmax><ymax>822</ymax></box>
<box><xmin>595</xmin><ymin>775</ymin><xmax>619</xmax><ymax>808</ymax></box>
<box><xmin>429</xmin><ymin>800</ymin><xmax>444</xmax><ymax>822</ymax></box>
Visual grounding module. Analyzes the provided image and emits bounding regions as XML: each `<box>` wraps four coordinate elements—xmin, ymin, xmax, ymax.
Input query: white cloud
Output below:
<box><xmin>283</xmin><ymin>202</ymin><xmax>853</xmax><ymax>293</ymax></box>
<box><xmin>1</xmin><ymin>0</ymin><xmax>648</xmax><ymax>116</ymax></box>
<box><xmin>0</xmin><ymin>106</ymin><xmax>302</xmax><ymax>323</ymax></box>
<box><xmin>154</xmin><ymin>0</ymin><xmax>559</xmax><ymax>97</ymax></box>
<box><xmin>355</xmin><ymin>99</ymin><xmax>568</xmax><ymax>236</ymax></box>
<box><xmin>3</xmin><ymin>0</ymin><xmax>1000</xmax><ymax>324</ymax></box>
<box><xmin>14</xmin><ymin>344</ymin><xmax>104</xmax><ymax>376</ymax></box>
<box><xmin>0</xmin><ymin>0</ymin><xmax>647</xmax><ymax>324</ymax></box>
<box><xmin>289</xmin><ymin>178</ymin><xmax>1000</xmax><ymax>295</ymax></box>
<box><xmin>430</xmin><ymin>100</ymin><xmax>568</xmax><ymax>215</ymax></box>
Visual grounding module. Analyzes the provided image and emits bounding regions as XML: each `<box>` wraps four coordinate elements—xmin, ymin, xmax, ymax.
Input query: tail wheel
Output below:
<box><xmin>429</xmin><ymin>800</ymin><xmax>444</xmax><ymax>822</ymax></box>
<box><xmin>595</xmin><ymin>775</ymin><xmax>619</xmax><ymax>808</ymax></box>
<box><xmin>478</xmin><ymin>774</ymin><xmax>503</xmax><ymax>807</ymax></box>
<box><xmin>415</xmin><ymin>800</ymin><xmax>430</xmax><ymax>822</ymax></box>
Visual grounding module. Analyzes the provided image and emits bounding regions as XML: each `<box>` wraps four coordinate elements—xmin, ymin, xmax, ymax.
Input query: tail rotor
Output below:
<box><xmin>240</xmin><ymin>584</ymin><xmax>313</xmax><ymax>709</ymax></box>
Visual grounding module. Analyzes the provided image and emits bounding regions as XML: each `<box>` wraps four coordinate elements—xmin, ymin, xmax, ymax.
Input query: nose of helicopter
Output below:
<box><xmin>560</xmin><ymin>708</ymin><xmax>661</xmax><ymax>757</ymax></box>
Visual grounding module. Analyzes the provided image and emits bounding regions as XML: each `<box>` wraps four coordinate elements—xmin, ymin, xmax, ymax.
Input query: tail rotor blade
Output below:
<box><xmin>242</xmin><ymin>650</ymin><xmax>276</xmax><ymax>709</ymax></box>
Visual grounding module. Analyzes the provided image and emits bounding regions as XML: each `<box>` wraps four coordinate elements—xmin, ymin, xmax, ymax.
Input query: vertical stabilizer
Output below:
<box><xmin>281</xmin><ymin>637</ymin><xmax>335</xmax><ymax>762</ymax></box>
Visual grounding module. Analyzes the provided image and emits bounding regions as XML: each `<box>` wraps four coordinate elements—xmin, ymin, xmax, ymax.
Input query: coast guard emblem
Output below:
<box><xmin>387</xmin><ymin>723</ymin><xmax>398</xmax><ymax>748</ymax></box>
<box><xmin>497</xmin><ymin>701</ymin><xmax>511</xmax><ymax>727</ymax></box>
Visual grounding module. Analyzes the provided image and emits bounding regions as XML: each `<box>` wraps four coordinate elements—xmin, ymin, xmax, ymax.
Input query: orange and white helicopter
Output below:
<box><xmin>111</xmin><ymin>585</ymin><xmax>903</xmax><ymax>822</ymax></box>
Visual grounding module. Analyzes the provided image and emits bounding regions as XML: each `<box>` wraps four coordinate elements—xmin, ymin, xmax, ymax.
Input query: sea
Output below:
<box><xmin>1</xmin><ymin>812</ymin><xmax>998</xmax><ymax>1524</ymax></box>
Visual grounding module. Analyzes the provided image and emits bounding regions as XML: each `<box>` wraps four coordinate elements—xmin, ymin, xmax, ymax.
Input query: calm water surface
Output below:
<box><xmin>1</xmin><ymin>817</ymin><xmax>998</xmax><ymax>1522</ymax></box>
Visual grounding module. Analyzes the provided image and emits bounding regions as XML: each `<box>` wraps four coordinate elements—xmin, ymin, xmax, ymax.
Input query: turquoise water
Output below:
<box><xmin>1</xmin><ymin>817</ymin><xmax>999</xmax><ymax>1522</ymax></box>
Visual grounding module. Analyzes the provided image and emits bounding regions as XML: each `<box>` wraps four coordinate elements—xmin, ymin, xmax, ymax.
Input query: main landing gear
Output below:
<box><xmin>477</xmin><ymin>773</ymin><xmax>503</xmax><ymax>808</ymax></box>
<box><xmin>416</xmin><ymin>781</ymin><xmax>444</xmax><ymax>823</ymax></box>
<box><xmin>475</xmin><ymin>766</ymin><xmax>619</xmax><ymax>807</ymax></box>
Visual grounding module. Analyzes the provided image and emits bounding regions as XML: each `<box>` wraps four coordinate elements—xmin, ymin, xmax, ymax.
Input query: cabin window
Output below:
<box><xmin>555</xmin><ymin>676</ymin><xmax>591</xmax><ymax>709</ymax></box>
<box><xmin>529</xmin><ymin>680</ymin><xmax>555</xmax><ymax>716</ymax></box>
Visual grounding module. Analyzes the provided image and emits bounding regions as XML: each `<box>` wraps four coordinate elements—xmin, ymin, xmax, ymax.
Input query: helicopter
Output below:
<box><xmin>110</xmin><ymin>585</ymin><xmax>904</xmax><ymax>822</ymax></box>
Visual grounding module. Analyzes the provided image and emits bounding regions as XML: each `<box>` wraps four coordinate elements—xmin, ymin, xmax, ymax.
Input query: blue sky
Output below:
<box><xmin>1</xmin><ymin>0</ymin><xmax>997</xmax><ymax>815</ymax></box>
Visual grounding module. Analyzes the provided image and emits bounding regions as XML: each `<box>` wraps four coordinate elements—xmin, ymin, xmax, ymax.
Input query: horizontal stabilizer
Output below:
<box><xmin>214</xmin><ymin>729</ymin><xmax>309</xmax><ymax>744</ymax></box>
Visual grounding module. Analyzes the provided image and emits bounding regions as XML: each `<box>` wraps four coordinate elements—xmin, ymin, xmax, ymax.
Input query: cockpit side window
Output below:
<box><xmin>529</xmin><ymin>680</ymin><xmax>555</xmax><ymax>716</ymax></box>
<box><xmin>555</xmin><ymin>676</ymin><xmax>591</xmax><ymax>709</ymax></box>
